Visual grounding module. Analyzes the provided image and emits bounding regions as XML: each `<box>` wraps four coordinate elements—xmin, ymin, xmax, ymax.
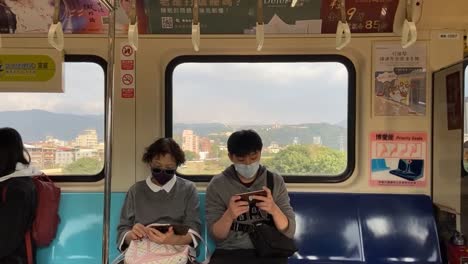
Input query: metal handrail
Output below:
<box><xmin>100</xmin><ymin>1</ymin><xmax>116</xmax><ymax>263</ymax></box>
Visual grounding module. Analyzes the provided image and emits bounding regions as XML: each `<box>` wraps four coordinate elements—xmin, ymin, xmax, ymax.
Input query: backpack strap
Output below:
<box><xmin>2</xmin><ymin>185</ymin><xmax>6</xmax><ymax>203</ymax></box>
<box><xmin>25</xmin><ymin>231</ymin><xmax>33</xmax><ymax>264</ymax></box>
<box><xmin>266</xmin><ymin>170</ymin><xmax>275</xmax><ymax>223</ymax></box>
<box><xmin>266</xmin><ymin>170</ymin><xmax>274</xmax><ymax>193</ymax></box>
<box><xmin>188</xmin><ymin>229</ymin><xmax>211</xmax><ymax>264</ymax></box>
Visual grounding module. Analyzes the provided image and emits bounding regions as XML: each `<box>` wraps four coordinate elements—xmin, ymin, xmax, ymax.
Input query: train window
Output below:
<box><xmin>166</xmin><ymin>56</ymin><xmax>355</xmax><ymax>183</ymax></box>
<box><xmin>0</xmin><ymin>56</ymin><xmax>106</xmax><ymax>181</ymax></box>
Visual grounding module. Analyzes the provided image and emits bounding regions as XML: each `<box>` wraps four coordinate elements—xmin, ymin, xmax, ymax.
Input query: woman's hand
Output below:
<box><xmin>125</xmin><ymin>223</ymin><xmax>147</xmax><ymax>244</ymax></box>
<box><xmin>146</xmin><ymin>226</ymin><xmax>178</xmax><ymax>245</ymax></box>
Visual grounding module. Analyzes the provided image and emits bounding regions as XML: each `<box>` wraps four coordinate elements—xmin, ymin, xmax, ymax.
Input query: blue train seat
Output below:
<box><xmin>288</xmin><ymin>193</ymin><xmax>441</xmax><ymax>264</ymax></box>
<box><xmin>37</xmin><ymin>192</ymin><xmax>441</xmax><ymax>264</ymax></box>
<box><xmin>36</xmin><ymin>192</ymin><xmax>210</xmax><ymax>264</ymax></box>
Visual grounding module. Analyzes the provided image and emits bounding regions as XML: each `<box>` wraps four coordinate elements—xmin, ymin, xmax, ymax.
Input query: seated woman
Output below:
<box><xmin>117</xmin><ymin>138</ymin><xmax>201</xmax><ymax>251</ymax></box>
<box><xmin>0</xmin><ymin>127</ymin><xmax>40</xmax><ymax>264</ymax></box>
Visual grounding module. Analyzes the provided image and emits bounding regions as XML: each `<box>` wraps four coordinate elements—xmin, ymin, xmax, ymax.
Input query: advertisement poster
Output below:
<box><xmin>370</xmin><ymin>132</ymin><xmax>427</xmax><ymax>187</ymax></box>
<box><xmin>373</xmin><ymin>42</ymin><xmax>427</xmax><ymax>116</ymax></box>
<box><xmin>0</xmin><ymin>0</ymin><xmax>400</xmax><ymax>35</ymax></box>
<box><xmin>0</xmin><ymin>55</ymin><xmax>56</xmax><ymax>82</ymax></box>
<box><xmin>446</xmin><ymin>71</ymin><xmax>462</xmax><ymax>130</ymax></box>
<box><xmin>321</xmin><ymin>0</ymin><xmax>398</xmax><ymax>34</ymax></box>
<box><xmin>147</xmin><ymin>0</ymin><xmax>323</xmax><ymax>34</ymax></box>
<box><xmin>0</xmin><ymin>0</ymin><xmax>147</xmax><ymax>34</ymax></box>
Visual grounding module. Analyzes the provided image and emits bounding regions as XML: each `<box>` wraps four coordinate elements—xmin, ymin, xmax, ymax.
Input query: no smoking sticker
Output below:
<box><xmin>122</xmin><ymin>74</ymin><xmax>134</xmax><ymax>85</ymax></box>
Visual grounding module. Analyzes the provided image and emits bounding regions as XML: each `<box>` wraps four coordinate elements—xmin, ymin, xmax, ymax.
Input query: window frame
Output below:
<box><xmin>462</xmin><ymin>62</ymin><xmax>468</xmax><ymax>177</ymax></box>
<box><xmin>43</xmin><ymin>54</ymin><xmax>107</xmax><ymax>182</ymax></box>
<box><xmin>165</xmin><ymin>55</ymin><xmax>356</xmax><ymax>183</ymax></box>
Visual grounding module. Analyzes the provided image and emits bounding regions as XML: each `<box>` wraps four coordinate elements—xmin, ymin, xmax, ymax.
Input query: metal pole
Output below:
<box><xmin>102</xmin><ymin>1</ymin><xmax>115</xmax><ymax>264</ymax></box>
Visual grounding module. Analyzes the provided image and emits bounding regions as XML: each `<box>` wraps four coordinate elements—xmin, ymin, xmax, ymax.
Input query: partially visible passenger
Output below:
<box><xmin>0</xmin><ymin>127</ymin><xmax>39</xmax><ymax>264</ymax></box>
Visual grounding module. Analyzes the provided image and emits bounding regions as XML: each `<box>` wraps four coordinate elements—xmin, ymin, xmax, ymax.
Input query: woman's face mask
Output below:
<box><xmin>151</xmin><ymin>167</ymin><xmax>175</xmax><ymax>185</ymax></box>
<box><xmin>150</xmin><ymin>153</ymin><xmax>178</xmax><ymax>185</ymax></box>
<box><xmin>234</xmin><ymin>161</ymin><xmax>260</xmax><ymax>179</ymax></box>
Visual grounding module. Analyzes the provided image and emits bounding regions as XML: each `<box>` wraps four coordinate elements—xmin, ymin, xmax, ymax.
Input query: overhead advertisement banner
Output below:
<box><xmin>0</xmin><ymin>0</ymin><xmax>398</xmax><ymax>35</ymax></box>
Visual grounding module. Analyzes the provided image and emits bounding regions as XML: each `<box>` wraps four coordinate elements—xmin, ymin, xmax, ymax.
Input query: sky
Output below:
<box><xmin>173</xmin><ymin>62</ymin><xmax>349</xmax><ymax>125</ymax></box>
<box><xmin>1</xmin><ymin>62</ymin><xmax>105</xmax><ymax>116</ymax></box>
<box><xmin>1</xmin><ymin>61</ymin><xmax>349</xmax><ymax>125</ymax></box>
<box><xmin>2</xmin><ymin>62</ymin><xmax>468</xmax><ymax>126</ymax></box>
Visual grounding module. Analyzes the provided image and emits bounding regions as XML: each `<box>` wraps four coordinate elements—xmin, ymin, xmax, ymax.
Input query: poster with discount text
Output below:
<box><xmin>369</xmin><ymin>132</ymin><xmax>427</xmax><ymax>187</ymax></box>
<box><xmin>321</xmin><ymin>0</ymin><xmax>398</xmax><ymax>34</ymax></box>
<box><xmin>373</xmin><ymin>42</ymin><xmax>427</xmax><ymax>116</ymax></box>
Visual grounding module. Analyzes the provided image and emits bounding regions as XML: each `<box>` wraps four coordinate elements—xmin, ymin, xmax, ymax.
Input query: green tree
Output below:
<box><xmin>217</xmin><ymin>149</ymin><xmax>232</xmax><ymax>168</ymax></box>
<box><xmin>264</xmin><ymin>145</ymin><xmax>346</xmax><ymax>175</ymax></box>
<box><xmin>309</xmin><ymin>146</ymin><xmax>346</xmax><ymax>175</ymax></box>
<box><xmin>185</xmin><ymin>151</ymin><xmax>198</xmax><ymax>161</ymax></box>
<box><xmin>264</xmin><ymin>145</ymin><xmax>313</xmax><ymax>174</ymax></box>
<box><xmin>210</xmin><ymin>143</ymin><xmax>220</xmax><ymax>158</ymax></box>
<box><xmin>64</xmin><ymin>158</ymin><xmax>102</xmax><ymax>175</ymax></box>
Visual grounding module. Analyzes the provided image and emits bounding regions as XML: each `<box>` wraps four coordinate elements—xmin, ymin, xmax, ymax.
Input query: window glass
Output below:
<box><xmin>0</xmin><ymin>61</ymin><xmax>105</xmax><ymax>176</ymax></box>
<box><xmin>171</xmin><ymin>60</ymin><xmax>351</xmax><ymax>178</ymax></box>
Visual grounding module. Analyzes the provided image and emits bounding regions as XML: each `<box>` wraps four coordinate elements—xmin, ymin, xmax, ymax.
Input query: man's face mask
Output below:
<box><xmin>151</xmin><ymin>167</ymin><xmax>175</xmax><ymax>185</ymax></box>
<box><xmin>234</xmin><ymin>161</ymin><xmax>260</xmax><ymax>179</ymax></box>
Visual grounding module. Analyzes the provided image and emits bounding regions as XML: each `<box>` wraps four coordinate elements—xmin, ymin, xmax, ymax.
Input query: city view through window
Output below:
<box><xmin>0</xmin><ymin>60</ymin><xmax>351</xmax><ymax>177</ymax></box>
<box><xmin>0</xmin><ymin>62</ymin><xmax>105</xmax><ymax>175</ymax></box>
<box><xmin>172</xmin><ymin>62</ymin><xmax>350</xmax><ymax>176</ymax></box>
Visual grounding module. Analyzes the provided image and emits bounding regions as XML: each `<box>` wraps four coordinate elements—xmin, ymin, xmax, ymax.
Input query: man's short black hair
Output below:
<box><xmin>227</xmin><ymin>129</ymin><xmax>263</xmax><ymax>157</ymax></box>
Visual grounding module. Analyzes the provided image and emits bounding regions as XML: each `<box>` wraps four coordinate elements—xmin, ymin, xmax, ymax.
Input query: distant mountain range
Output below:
<box><xmin>0</xmin><ymin>110</ymin><xmax>347</xmax><ymax>150</ymax></box>
<box><xmin>0</xmin><ymin>110</ymin><xmax>104</xmax><ymax>142</ymax></box>
<box><xmin>175</xmin><ymin>122</ymin><xmax>347</xmax><ymax>150</ymax></box>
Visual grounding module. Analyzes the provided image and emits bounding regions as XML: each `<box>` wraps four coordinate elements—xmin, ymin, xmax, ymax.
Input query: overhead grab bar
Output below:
<box><xmin>335</xmin><ymin>0</ymin><xmax>350</xmax><ymax>50</ymax></box>
<box><xmin>192</xmin><ymin>0</ymin><xmax>200</xmax><ymax>52</ymax></box>
<box><xmin>291</xmin><ymin>0</ymin><xmax>298</xmax><ymax>7</ymax></box>
<box><xmin>128</xmin><ymin>0</ymin><xmax>138</xmax><ymax>50</ymax></box>
<box><xmin>256</xmin><ymin>0</ymin><xmax>264</xmax><ymax>51</ymax></box>
<box><xmin>401</xmin><ymin>0</ymin><xmax>417</xmax><ymax>48</ymax></box>
<box><xmin>48</xmin><ymin>0</ymin><xmax>64</xmax><ymax>51</ymax></box>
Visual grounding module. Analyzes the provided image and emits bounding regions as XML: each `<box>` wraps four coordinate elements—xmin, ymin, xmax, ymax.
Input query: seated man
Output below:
<box><xmin>206</xmin><ymin>129</ymin><xmax>296</xmax><ymax>264</ymax></box>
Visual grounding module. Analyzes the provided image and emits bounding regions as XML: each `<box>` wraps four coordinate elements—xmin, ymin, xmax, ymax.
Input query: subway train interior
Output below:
<box><xmin>1</xmin><ymin>0</ymin><xmax>468</xmax><ymax>263</ymax></box>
